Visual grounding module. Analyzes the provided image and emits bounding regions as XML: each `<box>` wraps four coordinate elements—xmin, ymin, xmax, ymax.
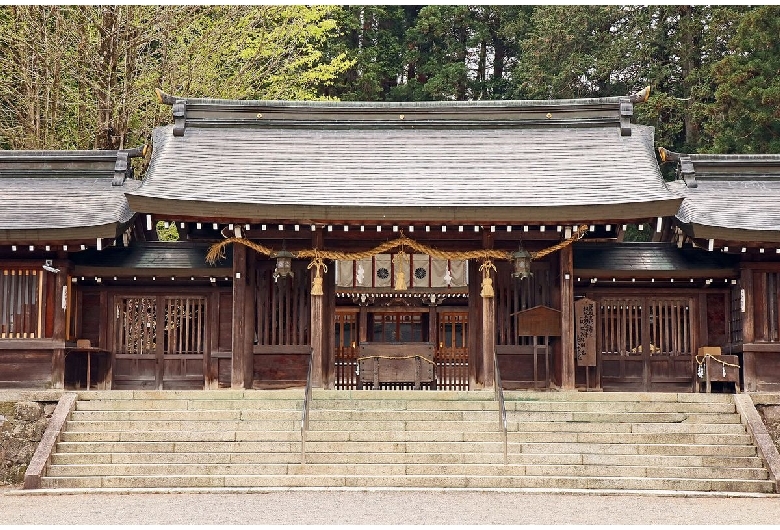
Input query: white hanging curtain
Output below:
<box><xmin>374</xmin><ymin>254</ymin><xmax>392</xmax><ymax>288</ymax></box>
<box><xmin>412</xmin><ymin>254</ymin><xmax>430</xmax><ymax>288</ymax></box>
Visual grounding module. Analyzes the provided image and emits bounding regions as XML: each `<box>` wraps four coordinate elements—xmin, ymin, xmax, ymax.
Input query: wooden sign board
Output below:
<box><xmin>575</xmin><ymin>297</ymin><xmax>597</xmax><ymax>367</ymax></box>
<box><xmin>513</xmin><ymin>305</ymin><xmax>561</xmax><ymax>337</ymax></box>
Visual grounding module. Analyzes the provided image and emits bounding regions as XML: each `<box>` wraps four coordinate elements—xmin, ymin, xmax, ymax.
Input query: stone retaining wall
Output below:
<box><xmin>0</xmin><ymin>391</ymin><xmax>62</xmax><ymax>485</ymax></box>
<box><xmin>753</xmin><ymin>393</ymin><xmax>780</xmax><ymax>450</ymax></box>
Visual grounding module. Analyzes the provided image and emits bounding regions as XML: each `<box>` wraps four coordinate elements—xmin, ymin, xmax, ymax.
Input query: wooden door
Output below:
<box><xmin>113</xmin><ymin>295</ymin><xmax>207</xmax><ymax>390</ymax></box>
<box><xmin>335</xmin><ymin>309</ymin><xmax>359</xmax><ymax>389</ymax></box>
<box><xmin>598</xmin><ymin>296</ymin><xmax>694</xmax><ymax>391</ymax></box>
<box><xmin>436</xmin><ymin>311</ymin><xmax>469</xmax><ymax>390</ymax></box>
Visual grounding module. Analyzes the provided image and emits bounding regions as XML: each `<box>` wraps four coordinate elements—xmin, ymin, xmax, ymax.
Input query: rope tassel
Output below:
<box><xmin>307</xmin><ymin>256</ymin><xmax>328</xmax><ymax>296</ymax></box>
<box><xmin>479</xmin><ymin>260</ymin><xmax>496</xmax><ymax>298</ymax></box>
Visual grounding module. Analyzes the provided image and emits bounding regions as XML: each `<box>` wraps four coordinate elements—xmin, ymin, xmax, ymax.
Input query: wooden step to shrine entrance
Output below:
<box><xmin>34</xmin><ymin>390</ymin><xmax>775</xmax><ymax>494</ymax></box>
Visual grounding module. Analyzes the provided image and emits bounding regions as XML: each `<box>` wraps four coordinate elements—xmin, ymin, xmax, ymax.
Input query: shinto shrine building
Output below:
<box><xmin>2</xmin><ymin>88</ymin><xmax>780</xmax><ymax>394</ymax></box>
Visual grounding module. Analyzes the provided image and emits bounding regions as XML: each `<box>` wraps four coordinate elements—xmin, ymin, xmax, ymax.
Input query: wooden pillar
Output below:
<box><xmin>310</xmin><ymin>228</ymin><xmax>324</xmax><ymax>388</ymax></box>
<box><xmin>98</xmin><ymin>290</ymin><xmax>113</xmax><ymax>389</ymax></box>
<box><xmin>481</xmin><ymin>232</ymin><xmax>496</xmax><ymax>389</ymax></box>
<box><xmin>428</xmin><ymin>305</ymin><xmax>438</xmax><ymax>348</ymax></box>
<box><xmin>482</xmin><ymin>284</ymin><xmax>495</xmax><ymax>389</ymax></box>
<box><xmin>231</xmin><ymin>244</ymin><xmax>248</xmax><ymax>389</ymax></box>
<box><xmin>358</xmin><ymin>306</ymin><xmax>368</xmax><ymax>344</ymax></box>
<box><xmin>560</xmin><ymin>245</ymin><xmax>575</xmax><ymax>389</ymax></box>
<box><xmin>243</xmin><ymin>255</ymin><xmax>256</xmax><ymax>388</ymax></box>
<box><xmin>324</xmin><ymin>261</ymin><xmax>336</xmax><ymax>389</ymax></box>
<box><xmin>468</xmin><ymin>260</ymin><xmax>481</xmax><ymax>389</ymax></box>
<box><xmin>204</xmin><ymin>290</ymin><xmax>219</xmax><ymax>389</ymax></box>
<box><xmin>50</xmin><ymin>264</ymin><xmax>68</xmax><ymax>389</ymax></box>
<box><xmin>741</xmin><ymin>267</ymin><xmax>755</xmax><ymax>343</ymax></box>
<box><xmin>741</xmin><ymin>267</ymin><xmax>756</xmax><ymax>391</ymax></box>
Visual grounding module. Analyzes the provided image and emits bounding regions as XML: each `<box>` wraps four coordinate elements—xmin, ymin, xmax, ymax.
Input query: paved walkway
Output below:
<box><xmin>2</xmin><ymin>487</ymin><xmax>780</xmax><ymax>525</ymax></box>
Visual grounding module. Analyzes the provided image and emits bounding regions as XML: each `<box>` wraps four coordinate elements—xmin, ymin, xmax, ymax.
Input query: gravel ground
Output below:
<box><xmin>2</xmin><ymin>487</ymin><xmax>780</xmax><ymax>525</ymax></box>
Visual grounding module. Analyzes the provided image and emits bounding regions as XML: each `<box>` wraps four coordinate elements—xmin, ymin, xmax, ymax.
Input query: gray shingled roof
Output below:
<box><xmin>574</xmin><ymin>242</ymin><xmax>739</xmax><ymax>278</ymax></box>
<box><xmin>128</xmin><ymin>95</ymin><xmax>682</xmax><ymax>224</ymax></box>
<box><xmin>0</xmin><ymin>150</ymin><xmax>141</xmax><ymax>243</ymax></box>
<box><xmin>663</xmin><ymin>152</ymin><xmax>780</xmax><ymax>243</ymax></box>
<box><xmin>70</xmin><ymin>243</ymin><xmax>232</xmax><ymax>277</ymax></box>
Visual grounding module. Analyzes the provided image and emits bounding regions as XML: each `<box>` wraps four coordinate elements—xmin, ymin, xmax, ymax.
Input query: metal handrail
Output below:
<box><xmin>494</xmin><ymin>352</ymin><xmax>508</xmax><ymax>465</ymax></box>
<box><xmin>301</xmin><ymin>349</ymin><xmax>314</xmax><ymax>464</ymax></box>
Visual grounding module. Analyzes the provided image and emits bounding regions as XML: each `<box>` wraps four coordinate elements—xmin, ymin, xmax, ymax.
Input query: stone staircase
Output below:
<box><xmin>38</xmin><ymin>389</ymin><xmax>775</xmax><ymax>493</ymax></box>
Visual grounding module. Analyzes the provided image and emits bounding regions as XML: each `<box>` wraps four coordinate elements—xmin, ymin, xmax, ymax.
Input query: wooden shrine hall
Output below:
<box><xmin>2</xmin><ymin>89</ymin><xmax>780</xmax><ymax>394</ymax></box>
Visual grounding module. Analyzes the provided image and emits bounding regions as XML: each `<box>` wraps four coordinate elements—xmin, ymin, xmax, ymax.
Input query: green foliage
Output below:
<box><xmin>155</xmin><ymin>221</ymin><xmax>179</xmax><ymax>242</ymax></box>
<box><xmin>708</xmin><ymin>6</ymin><xmax>780</xmax><ymax>153</ymax></box>
<box><xmin>2</xmin><ymin>5</ymin><xmax>779</xmax><ymax>157</ymax></box>
<box><xmin>511</xmin><ymin>6</ymin><xmax>626</xmax><ymax>100</ymax></box>
<box><xmin>0</xmin><ymin>6</ymin><xmax>351</xmax><ymax>150</ymax></box>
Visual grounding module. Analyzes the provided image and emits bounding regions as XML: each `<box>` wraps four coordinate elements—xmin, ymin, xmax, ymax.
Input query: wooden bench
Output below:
<box><xmin>357</xmin><ymin>343</ymin><xmax>436</xmax><ymax>390</ymax></box>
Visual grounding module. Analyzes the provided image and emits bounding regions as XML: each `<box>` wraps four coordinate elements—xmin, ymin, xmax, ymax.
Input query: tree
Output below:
<box><xmin>0</xmin><ymin>6</ymin><xmax>352</xmax><ymax>150</ymax></box>
<box><xmin>708</xmin><ymin>6</ymin><xmax>780</xmax><ymax>153</ymax></box>
<box><xmin>509</xmin><ymin>6</ymin><xmax>625</xmax><ymax>100</ymax></box>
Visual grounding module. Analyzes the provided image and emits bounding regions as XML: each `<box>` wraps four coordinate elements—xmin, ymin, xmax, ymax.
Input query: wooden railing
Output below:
<box><xmin>301</xmin><ymin>349</ymin><xmax>313</xmax><ymax>464</ymax></box>
<box><xmin>494</xmin><ymin>350</ymin><xmax>508</xmax><ymax>465</ymax></box>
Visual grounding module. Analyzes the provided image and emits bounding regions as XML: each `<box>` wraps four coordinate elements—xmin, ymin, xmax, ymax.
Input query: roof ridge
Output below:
<box><xmin>155</xmin><ymin>87</ymin><xmax>650</xmax><ymax>138</ymax></box>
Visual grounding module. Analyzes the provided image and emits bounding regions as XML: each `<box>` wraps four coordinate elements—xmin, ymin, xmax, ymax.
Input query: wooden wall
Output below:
<box><xmin>494</xmin><ymin>260</ymin><xmax>557</xmax><ymax>388</ymax></box>
<box><xmin>0</xmin><ymin>348</ymin><xmax>53</xmax><ymax>388</ymax></box>
<box><xmin>251</xmin><ymin>259</ymin><xmax>312</xmax><ymax>389</ymax></box>
<box><xmin>740</xmin><ymin>264</ymin><xmax>780</xmax><ymax>391</ymax></box>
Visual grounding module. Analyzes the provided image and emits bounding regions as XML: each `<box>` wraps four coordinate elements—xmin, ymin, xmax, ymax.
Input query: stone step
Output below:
<box><xmin>59</xmin><ymin>425</ymin><xmax>751</xmax><ymax>447</ymax></box>
<box><xmin>64</xmin><ymin>420</ymin><xmax>300</xmax><ymax>432</ymax></box>
<box><xmin>63</xmin><ymin>419</ymin><xmax>503</xmax><ymax>433</ymax></box>
<box><xmin>503</xmin><ymin>391</ymin><xmax>734</xmax><ymax>403</ymax></box>
<box><xmin>504</xmin><ymin>432</ymin><xmax>753</xmax><ymax>445</ymax></box>
<box><xmin>505</xmin><ymin>401</ymin><xmax>736</xmax><ymax>413</ymax></box>
<box><xmin>509</xmin><ymin>421</ymin><xmax>746</xmax><ymax>435</ymax></box>
<box><xmin>42</xmin><ymin>461</ymin><xmax>769</xmax><ymax>481</ymax></box>
<box><xmin>69</xmin><ymin>410</ymin><xmax>302</xmax><ymax>422</ymax></box>
<box><xmin>75</xmin><ymin>399</ymin><xmax>303</xmax><ymax>412</ymax></box>
<box><xmin>53</xmin><ymin>436</ymin><xmax>759</xmax><ymax>458</ymax></box>
<box><xmin>517</xmin><ymin>442</ymin><xmax>757</xmax><ymax>457</ymax></box>
<box><xmin>309</xmin><ymin>399</ymin><xmax>735</xmax><ymax>414</ymax></box>
<box><xmin>69</xmin><ymin>408</ymin><xmax>742</xmax><ymax>426</ymax></box>
<box><xmin>76</xmin><ymin>389</ymin><xmax>304</xmax><ymax>401</ymax></box>
<box><xmin>50</xmin><ymin>450</ymin><xmax>766</xmax><ymax>470</ymax></box>
<box><xmin>42</xmin><ymin>391</ymin><xmax>769</xmax><ymax>495</ymax></box>
<box><xmin>506</xmin><ymin>411</ymin><xmax>740</xmax><ymax>423</ymax></box>
<box><xmin>38</xmin><ymin>474</ymin><xmax>776</xmax><ymax>493</ymax></box>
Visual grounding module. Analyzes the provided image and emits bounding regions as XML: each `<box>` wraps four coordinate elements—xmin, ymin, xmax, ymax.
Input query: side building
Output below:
<box><xmin>661</xmin><ymin>149</ymin><xmax>780</xmax><ymax>392</ymax></box>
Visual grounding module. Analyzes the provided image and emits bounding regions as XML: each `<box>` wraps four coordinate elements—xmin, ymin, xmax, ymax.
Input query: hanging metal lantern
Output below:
<box><xmin>511</xmin><ymin>246</ymin><xmax>532</xmax><ymax>280</ymax></box>
<box><xmin>273</xmin><ymin>249</ymin><xmax>294</xmax><ymax>282</ymax></box>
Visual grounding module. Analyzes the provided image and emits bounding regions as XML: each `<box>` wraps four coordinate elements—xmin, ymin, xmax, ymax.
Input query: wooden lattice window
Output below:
<box><xmin>116</xmin><ymin>296</ymin><xmax>207</xmax><ymax>355</ymax></box>
<box><xmin>163</xmin><ymin>297</ymin><xmax>206</xmax><ymax>354</ymax></box>
<box><xmin>599</xmin><ymin>297</ymin><xmax>693</xmax><ymax>357</ymax></box>
<box><xmin>371</xmin><ymin>313</ymin><xmax>426</xmax><ymax>343</ymax></box>
<box><xmin>600</xmin><ymin>299</ymin><xmax>643</xmax><ymax>356</ymax></box>
<box><xmin>647</xmin><ymin>298</ymin><xmax>692</xmax><ymax>355</ymax></box>
<box><xmin>0</xmin><ymin>269</ymin><xmax>42</xmax><ymax>339</ymax></box>
<box><xmin>730</xmin><ymin>284</ymin><xmax>743</xmax><ymax>345</ymax></box>
<box><xmin>766</xmin><ymin>272</ymin><xmax>779</xmax><ymax>342</ymax></box>
<box><xmin>116</xmin><ymin>297</ymin><xmax>157</xmax><ymax>355</ymax></box>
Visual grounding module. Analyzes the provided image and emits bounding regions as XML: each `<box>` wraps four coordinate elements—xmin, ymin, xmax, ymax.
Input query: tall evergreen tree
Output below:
<box><xmin>708</xmin><ymin>6</ymin><xmax>780</xmax><ymax>153</ymax></box>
